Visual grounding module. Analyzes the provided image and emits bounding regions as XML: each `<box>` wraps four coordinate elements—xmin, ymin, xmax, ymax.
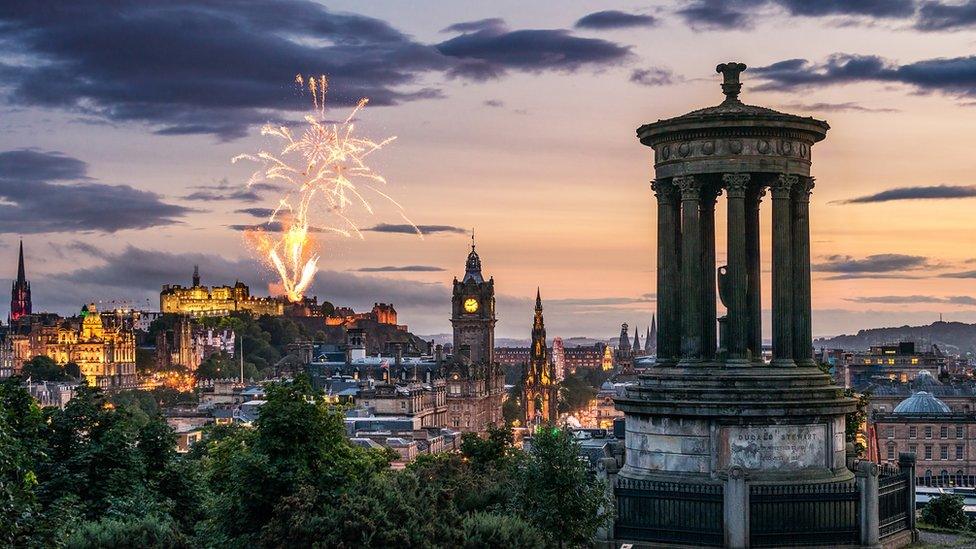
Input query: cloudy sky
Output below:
<box><xmin>2</xmin><ymin>0</ymin><xmax>976</xmax><ymax>339</ymax></box>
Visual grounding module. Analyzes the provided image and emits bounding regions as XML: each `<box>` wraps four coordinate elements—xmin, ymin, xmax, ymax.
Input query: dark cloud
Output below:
<box><xmin>847</xmin><ymin>185</ymin><xmax>976</xmax><ymax>203</ymax></box>
<box><xmin>1</xmin><ymin>4</ymin><xmax>633</xmax><ymax>138</ymax></box>
<box><xmin>676</xmin><ymin>0</ymin><xmax>915</xmax><ymax>30</ymax></box>
<box><xmin>837</xmin><ymin>185</ymin><xmax>976</xmax><ymax>204</ymax></box>
<box><xmin>354</xmin><ymin>265</ymin><xmax>446</xmax><ymax>272</ymax></box>
<box><xmin>778</xmin><ymin>102</ymin><xmax>898</xmax><ymax>113</ymax></box>
<box><xmin>182</xmin><ymin>180</ymin><xmax>283</xmax><ymax>202</ymax></box>
<box><xmin>0</xmin><ymin>1</ymin><xmax>451</xmax><ymax>140</ymax></box>
<box><xmin>483</xmin><ymin>99</ymin><xmax>505</xmax><ymax>108</ymax></box>
<box><xmin>916</xmin><ymin>1</ymin><xmax>976</xmax><ymax>31</ymax></box>
<box><xmin>575</xmin><ymin>10</ymin><xmax>658</xmax><ymax>30</ymax></box>
<box><xmin>812</xmin><ymin>254</ymin><xmax>930</xmax><ymax>275</ymax></box>
<box><xmin>630</xmin><ymin>67</ymin><xmax>678</xmax><ymax>86</ymax></box>
<box><xmin>775</xmin><ymin>0</ymin><xmax>915</xmax><ymax>18</ymax></box>
<box><xmin>226</xmin><ymin>222</ymin><xmax>329</xmax><ymax>233</ymax></box>
<box><xmin>847</xmin><ymin>295</ymin><xmax>976</xmax><ymax>306</ymax></box>
<box><xmin>939</xmin><ymin>270</ymin><xmax>976</xmax><ymax>279</ymax></box>
<box><xmin>43</xmin><ymin>245</ymin><xmax>449</xmax><ymax>311</ymax></box>
<box><xmin>235</xmin><ymin>207</ymin><xmax>277</xmax><ymax>218</ymax></box>
<box><xmin>753</xmin><ymin>54</ymin><xmax>976</xmax><ymax>99</ymax></box>
<box><xmin>0</xmin><ymin>149</ymin><xmax>190</xmax><ymax>234</ymax></box>
<box><xmin>435</xmin><ymin>20</ymin><xmax>632</xmax><ymax>81</ymax></box>
<box><xmin>676</xmin><ymin>0</ymin><xmax>755</xmax><ymax>30</ymax></box>
<box><xmin>363</xmin><ymin>223</ymin><xmax>467</xmax><ymax>235</ymax></box>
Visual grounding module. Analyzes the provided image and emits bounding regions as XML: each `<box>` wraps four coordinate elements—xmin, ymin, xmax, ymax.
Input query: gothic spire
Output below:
<box><xmin>192</xmin><ymin>265</ymin><xmax>200</xmax><ymax>287</ymax></box>
<box><xmin>633</xmin><ymin>325</ymin><xmax>641</xmax><ymax>352</ymax></box>
<box><xmin>16</xmin><ymin>239</ymin><xmax>25</xmax><ymax>283</ymax></box>
<box><xmin>535</xmin><ymin>287</ymin><xmax>542</xmax><ymax>311</ymax></box>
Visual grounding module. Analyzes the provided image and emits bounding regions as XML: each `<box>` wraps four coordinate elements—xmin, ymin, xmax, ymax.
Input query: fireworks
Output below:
<box><xmin>234</xmin><ymin>75</ymin><xmax>414</xmax><ymax>302</ymax></box>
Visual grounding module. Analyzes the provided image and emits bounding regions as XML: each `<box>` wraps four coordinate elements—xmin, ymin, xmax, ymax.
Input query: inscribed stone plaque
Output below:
<box><xmin>719</xmin><ymin>424</ymin><xmax>826</xmax><ymax>471</ymax></box>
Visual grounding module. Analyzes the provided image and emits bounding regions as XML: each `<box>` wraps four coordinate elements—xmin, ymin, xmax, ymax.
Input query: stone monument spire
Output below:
<box><xmin>10</xmin><ymin>240</ymin><xmax>31</xmax><ymax>322</ymax></box>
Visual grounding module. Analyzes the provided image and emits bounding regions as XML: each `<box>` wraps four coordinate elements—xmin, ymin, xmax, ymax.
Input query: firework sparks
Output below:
<box><xmin>234</xmin><ymin>75</ymin><xmax>414</xmax><ymax>302</ymax></box>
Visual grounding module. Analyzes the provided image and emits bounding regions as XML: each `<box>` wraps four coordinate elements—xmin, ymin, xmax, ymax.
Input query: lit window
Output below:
<box><xmin>911</xmin><ymin>358</ymin><xmax>919</xmax><ymax>365</ymax></box>
<box><xmin>887</xmin><ymin>359</ymin><xmax>895</xmax><ymax>365</ymax></box>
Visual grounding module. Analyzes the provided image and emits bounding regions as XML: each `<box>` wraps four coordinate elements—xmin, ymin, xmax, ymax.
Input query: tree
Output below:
<box><xmin>921</xmin><ymin>493</ymin><xmax>969</xmax><ymax>530</ymax></box>
<box><xmin>21</xmin><ymin>355</ymin><xmax>69</xmax><ymax>381</ymax></box>
<box><xmin>559</xmin><ymin>372</ymin><xmax>596</xmax><ymax>413</ymax></box>
<box><xmin>518</xmin><ymin>427</ymin><xmax>612</xmax><ymax>547</ymax></box>
<box><xmin>846</xmin><ymin>389</ymin><xmax>870</xmax><ymax>457</ymax></box>
<box><xmin>461</xmin><ymin>424</ymin><xmax>515</xmax><ymax>468</ymax></box>
<box><xmin>461</xmin><ymin>512</ymin><xmax>545</xmax><ymax>549</ymax></box>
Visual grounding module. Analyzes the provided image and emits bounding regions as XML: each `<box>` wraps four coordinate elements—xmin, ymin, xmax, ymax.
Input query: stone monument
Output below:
<box><xmin>613</xmin><ymin>62</ymin><xmax>859</xmax><ymax>546</ymax></box>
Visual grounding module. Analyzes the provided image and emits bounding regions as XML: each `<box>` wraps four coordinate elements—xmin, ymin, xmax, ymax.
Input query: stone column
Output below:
<box><xmin>723</xmin><ymin>173</ymin><xmax>750</xmax><ymax>364</ymax></box>
<box><xmin>745</xmin><ymin>184</ymin><xmax>765</xmax><ymax>362</ymax></box>
<box><xmin>792</xmin><ymin>177</ymin><xmax>815</xmax><ymax>367</ymax></box>
<box><xmin>723</xmin><ymin>467</ymin><xmax>748</xmax><ymax>549</ymax></box>
<box><xmin>676</xmin><ymin>175</ymin><xmax>702</xmax><ymax>362</ymax></box>
<box><xmin>770</xmin><ymin>174</ymin><xmax>796</xmax><ymax>367</ymax></box>
<box><xmin>652</xmin><ymin>179</ymin><xmax>680</xmax><ymax>365</ymax></box>
<box><xmin>856</xmin><ymin>461</ymin><xmax>880</xmax><ymax>547</ymax></box>
<box><xmin>701</xmin><ymin>185</ymin><xmax>720</xmax><ymax>361</ymax></box>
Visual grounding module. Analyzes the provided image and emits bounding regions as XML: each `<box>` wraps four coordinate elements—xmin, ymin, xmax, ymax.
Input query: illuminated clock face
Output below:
<box><xmin>463</xmin><ymin>298</ymin><xmax>479</xmax><ymax>313</ymax></box>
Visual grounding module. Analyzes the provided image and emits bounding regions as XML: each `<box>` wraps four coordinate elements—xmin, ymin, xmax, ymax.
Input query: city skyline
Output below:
<box><xmin>3</xmin><ymin>1</ymin><xmax>976</xmax><ymax>338</ymax></box>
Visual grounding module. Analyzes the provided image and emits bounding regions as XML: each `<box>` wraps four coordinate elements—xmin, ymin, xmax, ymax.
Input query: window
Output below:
<box><xmin>925</xmin><ymin>426</ymin><xmax>933</xmax><ymax>439</ymax></box>
<box><xmin>887</xmin><ymin>443</ymin><xmax>895</xmax><ymax>461</ymax></box>
<box><xmin>957</xmin><ymin>445</ymin><xmax>964</xmax><ymax>460</ymax></box>
<box><xmin>958</xmin><ymin>426</ymin><xmax>964</xmax><ymax>439</ymax></box>
<box><xmin>941</xmin><ymin>425</ymin><xmax>949</xmax><ymax>439</ymax></box>
<box><xmin>941</xmin><ymin>446</ymin><xmax>949</xmax><ymax>460</ymax></box>
<box><xmin>887</xmin><ymin>359</ymin><xmax>895</xmax><ymax>365</ymax></box>
<box><xmin>925</xmin><ymin>445</ymin><xmax>933</xmax><ymax>460</ymax></box>
<box><xmin>911</xmin><ymin>358</ymin><xmax>919</xmax><ymax>365</ymax></box>
<box><xmin>910</xmin><ymin>426</ymin><xmax>917</xmax><ymax>439</ymax></box>
<box><xmin>909</xmin><ymin>444</ymin><xmax>917</xmax><ymax>456</ymax></box>
<box><xmin>886</xmin><ymin>426</ymin><xmax>895</xmax><ymax>439</ymax></box>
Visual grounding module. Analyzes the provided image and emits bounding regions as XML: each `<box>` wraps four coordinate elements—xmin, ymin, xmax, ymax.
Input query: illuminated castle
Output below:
<box><xmin>9</xmin><ymin>304</ymin><xmax>137</xmax><ymax>389</ymax></box>
<box><xmin>160</xmin><ymin>266</ymin><xmax>284</xmax><ymax>317</ymax></box>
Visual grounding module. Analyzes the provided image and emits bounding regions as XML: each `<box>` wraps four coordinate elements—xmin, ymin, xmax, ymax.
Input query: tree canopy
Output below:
<box><xmin>0</xmin><ymin>377</ymin><xmax>611</xmax><ymax>547</ymax></box>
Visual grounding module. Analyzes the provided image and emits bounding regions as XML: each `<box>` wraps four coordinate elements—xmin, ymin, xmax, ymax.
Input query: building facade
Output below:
<box><xmin>160</xmin><ymin>266</ymin><xmax>284</xmax><ymax>317</ymax></box>
<box><xmin>7</xmin><ymin>304</ymin><xmax>137</xmax><ymax>389</ymax></box>
<box><xmin>871</xmin><ymin>391</ymin><xmax>976</xmax><ymax>479</ymax></box>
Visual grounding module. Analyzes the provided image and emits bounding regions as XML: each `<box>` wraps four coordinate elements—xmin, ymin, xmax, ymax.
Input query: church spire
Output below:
<box><xmin>535</xmin><ymin>287</ymin><xmax>542</xmax><ymax>311</ymax></box>
<box><xmin>10</xmin><ymin>239</ymin><xmax>31</xmax><ymax>322</ymax></box>
<box><xmin>16</xmin><ymin>240</ymin><xmax>25</xmax><ymax>283</ymax></box>
<box><xmin>192</xmin><ymin>265</ymin><xmax>200</xmax><ymax>287</ymax></box>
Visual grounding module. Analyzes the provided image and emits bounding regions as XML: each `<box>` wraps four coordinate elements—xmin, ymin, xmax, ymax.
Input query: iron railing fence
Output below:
<box><xmin>878</xmin><ymin>464</ymin><xmax>911</xmax><ymax>539</ymax></box>
<box><xmin>749</xmin><ymin>481</ymin><xmax>860</xmax><ymax>547</ymax></box>
<box><xmin>614</xmin><ymin>477</ymin><xmax>724</xmax><ymax>547</ymax></box>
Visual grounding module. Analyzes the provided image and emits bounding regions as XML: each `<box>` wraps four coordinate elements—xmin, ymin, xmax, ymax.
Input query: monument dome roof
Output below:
<box><xmin>637</xmin><ymin>61</ymin><xmax>829</xmax><ymax>148</ymax></box>
<box><xmin>893</xmin><ymin>391</ymin><xmax>951</xmax><ymax>414</ymax></box>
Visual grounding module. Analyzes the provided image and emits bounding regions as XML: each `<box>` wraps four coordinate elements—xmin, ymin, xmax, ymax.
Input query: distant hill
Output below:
<box><xmin>815</xmin><ymin>321</ymin><xmax>976</xmax><ymax>355</ymax></box>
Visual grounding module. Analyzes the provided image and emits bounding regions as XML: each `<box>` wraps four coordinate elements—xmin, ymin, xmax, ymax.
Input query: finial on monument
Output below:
<box><xmin>716</xmin><ymin>62</ymin><xmax>747</xmax><ymax>102</ymax></box>
<box><xmin>471</xmin><ymin>228</ymin><xmax>476</xmax><ymax>252</ymax></box>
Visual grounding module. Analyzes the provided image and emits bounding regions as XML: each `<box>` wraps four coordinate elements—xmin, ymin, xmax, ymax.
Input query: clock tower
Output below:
<box><xmin>451</xmin><ymin>238</ymin><xmax>495</xmax><ymax>364</ymax></box>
